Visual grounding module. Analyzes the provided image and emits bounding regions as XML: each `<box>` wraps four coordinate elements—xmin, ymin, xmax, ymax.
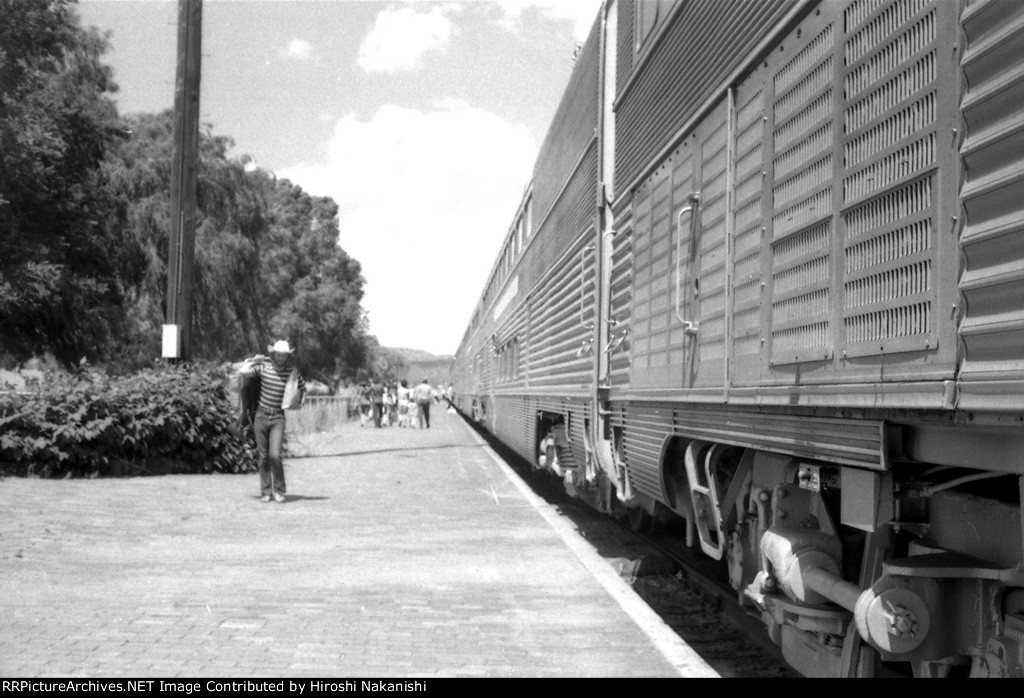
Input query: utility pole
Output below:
<box><xmin>163</xmin><ymin>0</ymin><xmax>202</xmax><ymax>362</ymax></box>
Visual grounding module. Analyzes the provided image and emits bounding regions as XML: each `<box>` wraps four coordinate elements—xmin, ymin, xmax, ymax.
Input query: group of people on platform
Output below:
<box><xmin>355</xmin><ymin>378</ymin><xmax>453</xmax><ymax>430</ymax></box>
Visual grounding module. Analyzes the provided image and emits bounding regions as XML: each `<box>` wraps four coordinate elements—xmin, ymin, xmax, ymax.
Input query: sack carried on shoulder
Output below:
<box><xmin>282</xmin><ymin>369</ymin><xmax>303</xmax><ymax>410</ymax></box>
<box><xmin>229</xmin><ymin>358</ymin><xmax>262</xmax><ymax>439</ymax></box>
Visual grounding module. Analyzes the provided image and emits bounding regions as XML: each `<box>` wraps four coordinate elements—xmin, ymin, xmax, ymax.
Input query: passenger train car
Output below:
<box><xmin>449</xmin><ymin>0</ymin><xmax>1024</xmax><ymax>678</ymax></box>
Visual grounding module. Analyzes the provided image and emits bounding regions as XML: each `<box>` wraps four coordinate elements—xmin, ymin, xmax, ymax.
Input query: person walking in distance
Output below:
<box><xmin>241</xmin><ymin>340</ymin><xmax>306</xmax><ymax>503</ymax></box>
<box><xmin>414</xmin><ymin>378</ymin><xmax>433</xmax><ymax>429</ymax></box>
<box><xmin>369</xmin><ymin>377</ymin><xmax>384</xmax><ymax>428</ymax></box>
<box><xmin>383</xmin><ymin>384</ymin><xmax>397</xmax><ymax>427</ymax></box>
<box><xmin>397</xmin><ymin>379</ymin><xmax>412</xmax><ymax>428</ymax></box>
<box><xmin>356</xmin><ymin>381</ymin><xmax>371</xmax><ymax>427</ymax></box>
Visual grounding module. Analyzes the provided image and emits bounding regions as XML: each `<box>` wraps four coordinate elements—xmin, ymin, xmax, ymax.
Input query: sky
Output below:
<box><xmin>76</xmin><ymin>0</ymin><xmax>605</xmax><ymax>356</ymax></box>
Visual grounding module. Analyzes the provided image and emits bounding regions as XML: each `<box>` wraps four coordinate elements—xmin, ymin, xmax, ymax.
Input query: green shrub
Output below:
<box><xmin>0</xmin><ymin>363</ymin><xmax>257</xmax><ymax>478</ymax></box>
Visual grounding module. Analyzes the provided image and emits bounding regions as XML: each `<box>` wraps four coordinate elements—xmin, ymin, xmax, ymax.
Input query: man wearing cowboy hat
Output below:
<box><xmin>241</xmin><ymin>339</ymin><xmax>306</xmax><ymax>503</ymax></box>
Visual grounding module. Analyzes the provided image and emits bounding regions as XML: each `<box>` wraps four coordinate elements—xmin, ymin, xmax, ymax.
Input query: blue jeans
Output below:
<box><xmin>254</xmin><ymin>410</ymin><xmax>286</xmax><ymax>496</ymax></box>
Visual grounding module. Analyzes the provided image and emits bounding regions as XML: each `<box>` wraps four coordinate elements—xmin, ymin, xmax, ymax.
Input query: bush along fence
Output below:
<box><xmin>0</xmin><ymin>363</ymin><xmax>258</xmax><ymax>478</ymax></box>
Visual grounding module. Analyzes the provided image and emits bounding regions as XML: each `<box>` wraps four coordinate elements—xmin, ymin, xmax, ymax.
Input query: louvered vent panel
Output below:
<box><xmin>842</xmin><ymin>1</ymin><xmax>939</xmax><ymax>202</ymax></box>
<box><xmin>762</xmin><ymin>0</ymin><xmax>947</xmax><ymax>366</ymax></box>
<box><xmin>475</xmin><ymin>347</ymin><xmax>491</xmax><ymax>394</ymax></box>
<box><xmin>770</xmin><ymin>220</ymin><xmax>833</xmax><ymax>364</ymax></box>
<box><xmin>845</xmin><ymin>3</ymin><xmax>935</xmax><ymax>87</ymax></box>
<box><xmin>730</xmin><ymin>62</ymin><xmax>767</xmax><ymax>385</ymax></box>
<box><xmin>845</xmin><ymin>134</ymin><xmax>935</xmax><ymax>203</ymax></box>
<box><xmin>629</xmin><ymin>149</ymin><xmax>691</xmax><ymax>388</ymax></box>
<box><xmin>769</xmin><ymin>24</ymin><xmax>835</xmax><ymax>326</ymax></box>
<box><xmin>629</xmin><ymin>181</ymin><xmax>655</xmax><ymax>371</ymax></box>
<box><xmin>608</xmin><ymin>200</ymin><xmax>634</xmax><ymax>384</ymax></box>
<box><xmin>840</xmin><ymin>0</ymin><xmax>941</xmax><ymax>358</ymax></box>
<box><xmin>840</xmin><ymin>175</ymin><xmax>937</xmax><ymax>355</ymax></box>
<box><xmin>695</xmin><ymin>117</ymin><xmax>730</xmax><ymax>376</ymax></box>
<box><xmin>845</xmin><ymin>302</ymin><xmax>931</xmax><ymax>344</ymax></box>
<box><xmin>845</xmin><ymin>94</ymin><xmax>936</xmax><ymax>168</ymax></box>
<box><xmin>768</xmin><ymin>20</ymin><xmax>833</xmax><ymax>394</ymax></box>
<box><xmin>775</xmin><ymin>62</ymin><xmax>835</xmax><ymax>126</ymax></box>
<box><xmin>844</xmin><ymin>0</ymin><xmax>931</xmax><ymax>53</ymax></box>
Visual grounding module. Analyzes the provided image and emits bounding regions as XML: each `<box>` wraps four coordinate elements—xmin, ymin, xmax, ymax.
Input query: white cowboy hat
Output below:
<box><xmin>268</xmin><ymin>340</ymin><xmax>295</xmax><ymax>354</ymax></box>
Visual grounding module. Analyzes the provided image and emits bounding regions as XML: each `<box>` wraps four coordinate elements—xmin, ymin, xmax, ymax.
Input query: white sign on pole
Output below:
<box><xmin>162</xmin><ymin>324</ymin><xmax>180</xmax><ymax>359</ymax></box>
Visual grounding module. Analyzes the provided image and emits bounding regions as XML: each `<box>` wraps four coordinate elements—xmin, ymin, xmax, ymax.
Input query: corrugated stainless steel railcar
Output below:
<box><xmin>451</xmin><ymin>0</ymin><xmax>1024</xmax><ymax>678</ymax></box>
<box><xmin>450</xmin><ymin>7</ymin><xmax>605</xmax><ymax>478</ymax></box>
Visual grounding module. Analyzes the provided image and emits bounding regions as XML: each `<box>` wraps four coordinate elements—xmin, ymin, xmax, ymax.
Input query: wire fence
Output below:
<box><xmin>285</xmin><ymin>396</ymin><xmax>358</xmax><ymax>437</ymax></box>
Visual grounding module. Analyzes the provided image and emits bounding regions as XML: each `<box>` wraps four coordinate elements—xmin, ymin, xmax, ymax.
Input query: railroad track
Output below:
<box><xmin>565</xmin><ymin>502</ymin><xmax>800</xmax><ymax>678</ymax></box>
<box><xmin>633</xmin><ymin>532</ymin><xmax>800</xmax><ymax>678</ymax></box>
<box><xmin>482</xmin><ymin>438</ymin><xmax>800</xmax><ymax>677</ymax></box>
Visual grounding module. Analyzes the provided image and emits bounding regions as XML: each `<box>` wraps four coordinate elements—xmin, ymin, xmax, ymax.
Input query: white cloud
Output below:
<box><xmin>358</xmin><ymin>6</ymin><xmax>454</xmax><ymax>73</ymax></box>
<box><xmin>283</xmin><ymin>39</ymin><xmax>314</xmax><ymax>61</ymax></box>
<box><xmin>354</xmin><ymin>2</ymin><xmax>603</xmax><ymax>73</ymax></box>
<box><xmin>279</xmin><ymin>102</ymin><xmax>536</xmax><ymax>355</ymax></box>
<box><xmin>494</xmin><ymin>0</ymin><xmax>604</xmax><ymax>41</ymax></box>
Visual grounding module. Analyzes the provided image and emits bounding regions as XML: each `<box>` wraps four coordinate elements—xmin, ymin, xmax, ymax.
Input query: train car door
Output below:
<box><xmin>629</xmin><ymin>147</ymin><xmax>691</xmax><ymax>391</ymax></box>
<box><xmin>629</xmin><ymin>96</ymin><xmax>731</xmax><ymax>395</ymax></box>
<box><xmin>682</xmin><ymin>98</ymin><xmax>730</xmax><ymax>392</ymax></box>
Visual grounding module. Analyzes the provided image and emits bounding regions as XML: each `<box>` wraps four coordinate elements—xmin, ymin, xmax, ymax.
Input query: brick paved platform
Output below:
<box><xmin>0</xmin><ymin>408</ymin><xmax>718</xmax><ymax>678</ymax></box>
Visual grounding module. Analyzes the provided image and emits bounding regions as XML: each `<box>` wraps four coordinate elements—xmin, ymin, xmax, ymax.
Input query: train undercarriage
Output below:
<box><xmin>532</xmin><ymin>410</ymin><xmax>1024</xmax><ymax>678</ymax></box>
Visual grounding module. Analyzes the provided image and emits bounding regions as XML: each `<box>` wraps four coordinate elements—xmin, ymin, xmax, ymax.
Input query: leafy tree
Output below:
<box><xmin>260</xmin><ymin>182</ymin><xmax>366</xmax><ymax>387</ymax></box>
<box><xmin>0</xmin><ymin>0</ymin><xmax>128</xmax><ymax>367</ymax></box>
<box><xmin>366</xmin><ymin>341</ymin><xmax>408</xmax><ymax>384</ymax></box>
<box><xmin>103</xmin><ymin>111</ymin><xmax>374</xmax><ymax>385</ymax></box>
<box><xmin>100</xmin><ymin>111</ymin><xmax>272</xmax><ymax>368</ymax></box>
<box><xmin>1</xmin><ymin>3</ymin><xmax>383</xmax><ymax>385</ymax></box>
<box><xmin>97</xmin><ymin>111</ymin><xmax>175</xmax><ymax>368</ymax></box>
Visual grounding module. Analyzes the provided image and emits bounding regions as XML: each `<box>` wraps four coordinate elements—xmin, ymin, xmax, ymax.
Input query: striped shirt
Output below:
<box><xmin>253</xmin><ymin>357</ymin><xmax>305</xmax><ymax>411</ymax></box>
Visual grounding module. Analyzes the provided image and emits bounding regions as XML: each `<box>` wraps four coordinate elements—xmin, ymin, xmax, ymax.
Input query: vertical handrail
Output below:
<box><xmin>674</xmin><ymin>194</ymin><xmax>701</xmax><ymax>335</ymax></box>
<box><xmin>580</xmin><ymin>244</ymin><xmax>596</xmax><ymax>330</ymax></box>
<box><xmin>601</xmin><ymin>227</ymin><xmax>621</xmax><ymax>331</ymax></box>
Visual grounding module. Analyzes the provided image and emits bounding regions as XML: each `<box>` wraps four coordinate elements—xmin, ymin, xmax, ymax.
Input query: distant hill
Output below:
<box><xmin>389</xmin><ymin>347</ymin><xmax>446</xmax><ymax>363</ymax></box>
<box><xmin>389</xmin><ymin>348</ymin><xmax>454</xmax><ymax>387</ymax></box>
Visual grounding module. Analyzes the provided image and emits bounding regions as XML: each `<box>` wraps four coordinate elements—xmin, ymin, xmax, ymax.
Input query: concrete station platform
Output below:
<box><xmin>0</xmin><ymin>407</ymin><xmax>718</xmax><ymax>679</ymax></box>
